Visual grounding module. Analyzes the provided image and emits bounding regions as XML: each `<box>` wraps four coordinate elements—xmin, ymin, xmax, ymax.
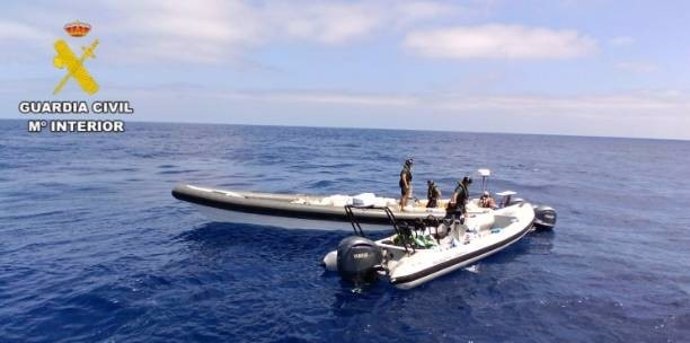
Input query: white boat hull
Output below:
<box><xmin>323</xmin><ymin>202</ymin><xmax>536</xmax><ymax>289</ymax></box>
<box><xmin>390</xmin><ymin>218</ymin><xmax>532</xmax><ymax>289</ymax></box>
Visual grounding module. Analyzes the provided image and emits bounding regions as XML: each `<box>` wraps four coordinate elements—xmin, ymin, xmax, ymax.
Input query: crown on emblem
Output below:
<box><xmin>64</xmin><ymin>20</ymin><xmax>91</xmax><ymax>37</ymax></box>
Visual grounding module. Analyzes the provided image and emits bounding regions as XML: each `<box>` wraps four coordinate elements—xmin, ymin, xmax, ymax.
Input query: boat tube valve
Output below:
<box><xmin>336</xmin><ymin>236</ymin><xmax>383</xmax><ymax>284</ymax></box>
<box><xmin>533</xmin><ymin>205</ymin><xmax>557</xmax><ymax>230</ymax></box>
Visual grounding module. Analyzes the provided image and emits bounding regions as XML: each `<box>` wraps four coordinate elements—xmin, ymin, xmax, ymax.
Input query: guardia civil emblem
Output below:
<box><xmin>53</xmin><ymin>20</ymin><xmax>99</xmax><ymax>95</ymax></box>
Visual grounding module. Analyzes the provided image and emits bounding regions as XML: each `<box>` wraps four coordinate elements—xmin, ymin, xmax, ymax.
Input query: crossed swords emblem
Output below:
<box><xmin>53</xmin><ymin>39</ymin><xmax>99</xmax><ymax>95</ymax></box>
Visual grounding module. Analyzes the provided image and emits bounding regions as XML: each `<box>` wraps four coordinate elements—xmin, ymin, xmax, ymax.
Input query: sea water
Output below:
<box><xmin>1</xmin><ymin>119</ymin><xmax>689</xmax><ymax>342</ymax></box>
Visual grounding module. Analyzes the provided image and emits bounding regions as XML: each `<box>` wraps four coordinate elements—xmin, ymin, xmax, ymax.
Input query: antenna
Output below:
<box><xmin>477</xmin><ymin>168</ymin><xmax>491</xmax><ymax>193</ymax></box>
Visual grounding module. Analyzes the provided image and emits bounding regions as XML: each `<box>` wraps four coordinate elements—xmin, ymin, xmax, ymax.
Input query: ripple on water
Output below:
<box><xmin>1</xmin><ymin>120</ymin><xmax>689</xmax><ymax>342</ymax></box>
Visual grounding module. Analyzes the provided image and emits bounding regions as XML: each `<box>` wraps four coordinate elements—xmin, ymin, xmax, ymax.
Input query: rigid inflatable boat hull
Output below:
<box><xmin>193</xmin><ymin>204</ymin><xmax>390</xmax><ymax>231</ymax></box>
<box><xmin>390</xmin><ymin>218</ymin><xmax>533</xmax><ymax>289</ymax></box>
<box><xmin>173</xmin><ymin>184</ymin><xmax>451</xmax><ymax>230</ymax></box>
<box><xmin>321</xmin><ymin>202</ymin><xmax>536</xmax><ymax>289</ymax></box>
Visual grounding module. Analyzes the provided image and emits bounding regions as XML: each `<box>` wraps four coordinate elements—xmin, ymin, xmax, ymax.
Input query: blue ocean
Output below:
<box><xmin>1</xmin><ymin>119</ymin><xmax>689</xmax><ymax>342</ymax></box>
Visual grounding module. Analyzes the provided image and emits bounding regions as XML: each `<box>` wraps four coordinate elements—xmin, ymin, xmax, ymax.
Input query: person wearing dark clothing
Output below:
<box><xmin>399</xmin><ymin>158</ymin><xmax>413</xmax><ymax>210</ymax></box>
<box><xmin>447</xmin><ymin>176</ymin><xmax>472</xmax><ymax>217</ymax></box>
<box><xmin>426</xmin><ymin>180</ymin><xmax>441</xmax><ymax>208</ymax></box>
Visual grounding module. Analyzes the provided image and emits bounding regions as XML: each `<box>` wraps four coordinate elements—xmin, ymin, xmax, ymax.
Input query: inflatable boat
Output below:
<box><xmin>172</xmin><ymin>168</ymin><xmax>557</xmax><ymax>231</ymax></box>
<box><xmin>172</xmin><ymin>183</ymin><xmax>557</xmax><ymax>231</ymax></box>
<box><xmin>322</xmin><ymin>201</ymin><xmax>539</xmax><ymax>289</ymax></box>
<box><xmin>173</xmin><ymin>184</ymin><xmax>455</xmax><ymax>230</ymax></box>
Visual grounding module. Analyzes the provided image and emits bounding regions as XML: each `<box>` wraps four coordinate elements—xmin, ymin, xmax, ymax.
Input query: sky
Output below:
<box><xmin>1</xmin><ymin>0</ymin><xmax>689</xmax><ymax>140</ymax></box>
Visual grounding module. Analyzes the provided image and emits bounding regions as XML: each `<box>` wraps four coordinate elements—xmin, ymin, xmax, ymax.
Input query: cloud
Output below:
<box><xmin>0</xmin><ymin>0</ymin><xmax>467</xmax><ymax>63</ymax></box>
<box><xmin>146</xmin><ymin>86</ymin><xmax>689</xmax><ymax>119</ymax></box>
<box><xmin>266</xmin><ymin>3</ymin><xmax>382</xmax><ymax>44</ymax></box>
<box><xmin>610</xmin><ymin>36</ymin><xmax>635</xmax><ymax>47</ymax></box>
<box><xmin>3</xmin><ymin>79</ymin><xmax>689</xmax><ymax>139</ymax></box>
<box><xmin>99</xmin><ymin>0</ymin><xmax>262</xmax><ymax>63</ymax></box>
<box><xmin>264</xmin><ymin>1</ymin><xmax>464</xmax><ymax>44</ymax></box>
<box><xmin>430</xmin><ymin>93</ymin><xmax>689</xmax><ymax>118</ymax></box>
<box><xmin>101</xmin><ymin>0</ymin><xmax>463</xmax><ymax>62</ymax></box>
<box><xmin>615</xmin><ymin>61</ymin><xmax>659</xmax><ymax>73</ymax></box>
<box><xmin>216</xmin><ymin>90</ymin><xmax>416</xmax><ymax>107</ymax></box>
<box><xmin>0</xmin><ymin>21</ymin><xmax>51</xmax><ymax>41</ymax></box>
<box><xmin>392</xmin><ymin>1</ymin><xmax>460</xmax><ymax>26</ymax></box>
<box><xmin>404</xmin><ymin>24</ymin><xmax>597</xmax><ymax>59</ymax></box>
<box><xmin>0</xmin><ymin>20</ymin><xmax>54</xmax><ymax>62</ymax></box>
<box><xmin>122</xmin><ymin>88</ymin><xmax>690</xmax><ymax>139</ymax></box>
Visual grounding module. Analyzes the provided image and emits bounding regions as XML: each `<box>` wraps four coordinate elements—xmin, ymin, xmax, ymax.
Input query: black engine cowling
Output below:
<box><xmin>533</xmin><ymin>205</ymin><xmax>557</xmax><ymax>230</ymax></box>
<box><xmin>336</xmin><ymin>236</ymin><xmax>383</xmax><ymax>284</ymax></box>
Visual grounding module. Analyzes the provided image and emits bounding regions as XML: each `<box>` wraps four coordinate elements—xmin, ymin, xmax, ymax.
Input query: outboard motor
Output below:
<box><xmin>336</xmin><ymin>236</ymin><xmax>383</xmax><ymax>284</ymax></box>
<box><xmin>533</xmin><ymin>205</ymin><xmax>557</xmax><ymax>230</ymax></box>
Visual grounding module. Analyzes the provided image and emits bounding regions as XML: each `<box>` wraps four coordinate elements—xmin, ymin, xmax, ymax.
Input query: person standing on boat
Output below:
<box><xmin>426</xmin><ymin>180</ymin><xmax>441</xmax><ymax>208</ymax></box>
<box><xmin>448</xmin><ymin>176</ymin><xmax>472</xmax><ymax>218</ymax></box>
<box><xmin>399</xmin><ymin>158</ymin><xmax>413</xmax><ymax>210</ymax></box>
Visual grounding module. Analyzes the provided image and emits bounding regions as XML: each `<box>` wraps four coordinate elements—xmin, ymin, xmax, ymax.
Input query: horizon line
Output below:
<box><xmin>1</xmin><ymin>117</ymin><xmax>688</xmax><ymax>142</ymax></box>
